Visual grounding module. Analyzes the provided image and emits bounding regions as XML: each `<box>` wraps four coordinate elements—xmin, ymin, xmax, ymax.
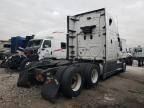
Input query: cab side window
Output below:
<box><xmin>43</xmin><ymin>40</ymin><xmax>51</xmax><ymax>48</ymax></box>
<box><xmin>61</xmin><ymin>42</ymin><xmax>66</xmax><ymax>49</ymax></box>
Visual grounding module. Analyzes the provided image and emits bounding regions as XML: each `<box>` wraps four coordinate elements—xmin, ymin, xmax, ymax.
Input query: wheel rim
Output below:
<box><xmin>91</xmin><ymin>69</ymin><xmax>98</xmax><ymax>84</ymax></box>
<box><xmin>71</xmin><ymin>73</ymin><xmax>82</xmax><ymax>91</ymax></box>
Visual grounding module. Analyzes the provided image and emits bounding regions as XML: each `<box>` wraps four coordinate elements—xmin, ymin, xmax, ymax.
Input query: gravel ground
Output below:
<box><xmin>0</xmin><ymin>66</ymin><xmax>144</xmax><ymax>108</ymax></box>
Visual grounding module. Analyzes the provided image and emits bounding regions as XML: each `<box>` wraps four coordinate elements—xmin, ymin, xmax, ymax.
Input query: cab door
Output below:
<box><xmin>39</xmin><ymin>40</ymin><xmax>51</xmax><ymax>59</ymax></box>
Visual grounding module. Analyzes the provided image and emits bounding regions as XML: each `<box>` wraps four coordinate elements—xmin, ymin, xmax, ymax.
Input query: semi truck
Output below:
<box><xmin>128</xmin><ymin>46</ymin><xmax>144</xmax><ymax>67</ymax></box>
<box><xmin>17</xmin><ymin>8</ymin><xmax>126</xmax><ymax>102</ymax></box>
<box><xmin>134</xmin><ymin>47</ymin><xmax>144</xmax><ymax>66</ymax></box>
<box><xmin>27</xmin><ymin>32</ymin><xmax>66</xmax><ymax>60</ymax></box>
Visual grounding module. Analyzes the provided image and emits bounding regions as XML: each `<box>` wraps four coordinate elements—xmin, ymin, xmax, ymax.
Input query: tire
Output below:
<box><xmin>61</xmin><ymin>65</ymin><xmax>83</xmax><ymax>98</ymax></box>
<box><xmin>19</xmin><ymin>58</ymin><xmax>31</xmax><ymax>70</ymax></box>
<box><xmin>142</xmin><ymin>60</ymin><xmax>144</xmax><ymax>66</ymax></box>
<box><xmin>55</xmin><ymin>66</ymin><xmax>68</xmax><ymax>83</ymax></box>
<box><xmin>83</xmin><ymin>64</ymin><xmax>100</xmax><ymax>87</ymax></box>
<box><xmin>140</xmin><ymin>60</ymin><xmax>143</xmax><ymax>67</ymax></box>
<box><xmin>122</xmin><ymin>62</ymin><xmax>126</xmax><ymax>72</ymax></box>
<box><xmin>138</xmin><ymin>60</ymin><xmax>141</xmax><ymax>67</ymax></box>
<box><xmin>126</xmin><ymin>57</ymin><xmax>132</xmax><ymax>66</ymax></box>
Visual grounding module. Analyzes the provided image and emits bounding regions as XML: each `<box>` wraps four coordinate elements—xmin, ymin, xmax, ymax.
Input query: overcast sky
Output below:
<box><xmin>0</xmin><ymin>0</ymin><xmax>144</xmax><ymax>47</ymax></box>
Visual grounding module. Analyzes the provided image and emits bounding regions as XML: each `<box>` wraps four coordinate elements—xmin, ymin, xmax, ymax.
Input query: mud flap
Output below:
<box><xmin>17</xmin><ymin>73</ymin><xmax>31</xmax><ymax>88</ymax></box>
<box><xmin>17</xmin><ymin>71</ymin><xmax>32</xmax><ymax>88</ymax></box>
<box><xmin>41</xmin><ymin>77</ymin><xmax>60</xmax><ymax>103</ymax></box>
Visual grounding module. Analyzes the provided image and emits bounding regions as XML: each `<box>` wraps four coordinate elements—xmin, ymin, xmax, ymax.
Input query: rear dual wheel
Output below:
<box><xmin>91</xmin><ymin>68</ymin><xmax>99</xmax><ymax>84</ymax></box>
<box><xmin>71</xmin><ymin>73</ymin><xmax>82</xmax><ymax>92</ymax></box>
<box><xmin>60</xmin><ymin>63</ymin><xmax>99</xmax><ymax>98</ymax></box>
<box><xmin>61</xmin><ymin>65</ymin><xmax>83</xmax><ymax>98</ymax></box>
<box><xmin>82</xmin><ymin>64</ymin><xmax>99</xmax><ymax>87</ymax></box>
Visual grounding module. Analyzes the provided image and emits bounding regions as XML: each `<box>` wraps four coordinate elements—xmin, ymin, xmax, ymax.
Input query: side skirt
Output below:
<box><xmin>102</xmin><ymin>61</ymin><xmax>123</xmax><ymax>79</ymax></box>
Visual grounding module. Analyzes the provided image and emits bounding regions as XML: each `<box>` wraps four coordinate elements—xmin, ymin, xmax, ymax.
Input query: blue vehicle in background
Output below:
<box><xmin>11</xmin><ymin>35</ymin><xmax>34</xmax><ymax>53</ymax></box>
<box><xmin>11</xmin><ymin>36</ymin><xmax>25</xmax><ymax>53</ymax></box>
<box><xmin>0</xmin><ymin>35</ymin><xmax>34</xmax><ymax>69</ymax></box>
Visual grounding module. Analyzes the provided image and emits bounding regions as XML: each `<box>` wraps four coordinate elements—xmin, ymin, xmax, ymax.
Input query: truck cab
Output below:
<box><xmin>26</xmin><ymin>38</ymin><xmax>66</xmax><ymax>60</ymax></box>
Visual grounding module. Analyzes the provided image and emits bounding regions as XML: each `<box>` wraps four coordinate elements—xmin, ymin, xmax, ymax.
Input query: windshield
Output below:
<box><xmin>27</xmin><ymin>39</ymin><xmax>42</xmax><ymax>48</ymax></box>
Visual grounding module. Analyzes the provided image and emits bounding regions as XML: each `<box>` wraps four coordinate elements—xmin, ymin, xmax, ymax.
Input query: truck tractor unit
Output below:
<box><xmin>20</xmin><ymin>35</ymin><xmax>66</xmax><ymax>70</ymax></box>
<box><xmin>17</xmin><ymin>8</ymin><xmax>126</xmax><ymax>102</ymax></box>
<box><xmin>125</xmin><ymin>46</ymin><xmax>144</xmax><ymax>67</ymax></box>
<box><xmin>27</xmin><ymin>37</ymin><xmax>66</xmax><ymax>60</ymax></box>
<box><xmin>132</xmin><ymin>46</ymin><xmax>144</xmax><ymax>67</ymax></box>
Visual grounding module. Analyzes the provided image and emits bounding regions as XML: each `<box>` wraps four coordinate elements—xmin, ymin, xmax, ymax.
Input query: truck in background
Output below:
<box><xmin>17</xmin><ymin>8</ymin><xmax>126</xmax><ymax>102</ymax></box>
<box><xmin>0</xmin><ymin>40</ymin><xmax>11</xmax><ymax>60</ymax></box>
<box><xmin>11</xmin><ymin>35</ymin><xmax>34</xmax><ymax>53</ymax></box>
<box><xmin>125</xmin><ymin>46</ymin><xmax>144</xmax><ymax>67</ymax></box>
<box><xmin>0</xmin><ymin>40</ymin><xmax>10</xmax><ymax>50</ymax></box>
<box><xmin>0</xmin><ymin>35</ymin><xmax>34</xmax><ymax>68</ymax></box>
<box><xmin>26</xmin><ymin>32</ymin><xmax>66</xmax><ymax>60</ymax></box>
<box><xmin>132</xmin><ymin>46</ymin><xmax>144</xmax><ymax>66</ymax></box>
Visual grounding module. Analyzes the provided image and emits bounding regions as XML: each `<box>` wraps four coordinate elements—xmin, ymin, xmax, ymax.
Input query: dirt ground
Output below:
<box><xmin>0</xmin><ymin>66</ymin><xmax>144</xmax><ymax>108</ymax></box>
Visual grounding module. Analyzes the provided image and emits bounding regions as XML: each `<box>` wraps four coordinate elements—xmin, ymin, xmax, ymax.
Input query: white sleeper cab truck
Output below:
<box><xmin>67</xmin><ymin>8</ymin><xmax>126</xmax><ymax>79</ymax></box>
<box><xmin>26</xmin><ymin>33</ymin><xmax>66</xmax><ymax>60</ymax></box>
<box><xmin>17</xmin><ymin>8</ymin><xmax>126</xmax><ymax>101</ymax></box>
